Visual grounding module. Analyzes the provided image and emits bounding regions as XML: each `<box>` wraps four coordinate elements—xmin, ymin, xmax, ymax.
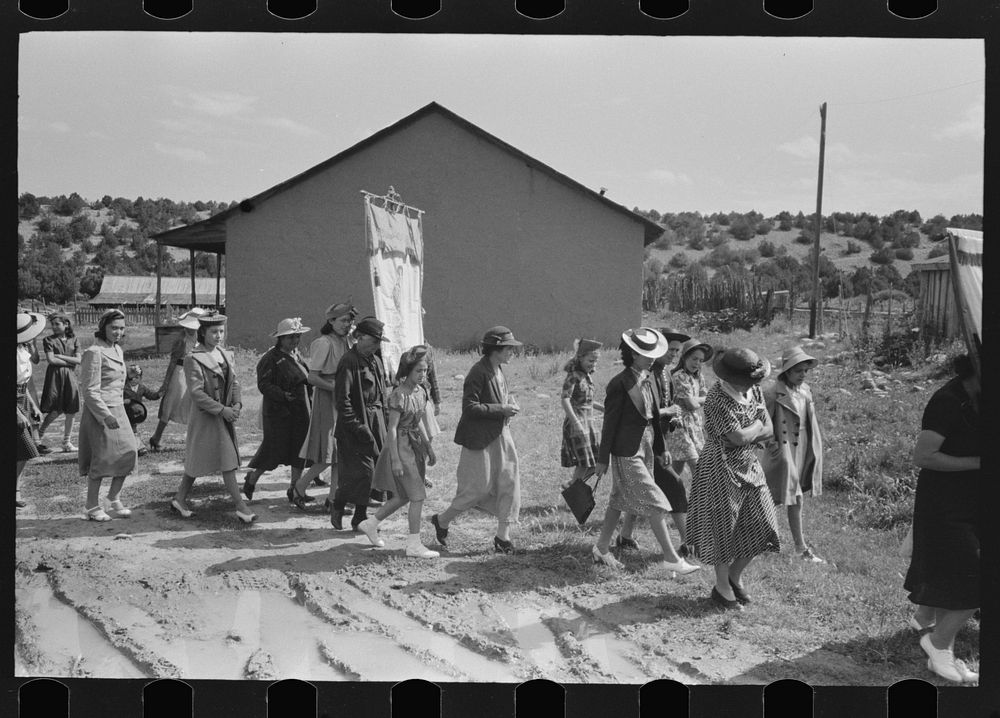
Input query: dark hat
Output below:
<box><xmin>395</xmin><ymin>344</ymin><xmax>430</xmax><ymax>380</ymax></box>
<box><xmin>355</xmin><ymin>316</ymin><xmax>388</xmax><ymax>341</ymax></box>
<box><xmin>658</xmin><ymin>327</ymin><xmax>691</xmax><ymax>343</ymax></box>
<box><xmin>575</xmin><ymin>338</ymin><xmax>603</xmax><ymax>356</ymax></box>
<box><xmin>712</xmin><ymin>347</ymin><xmax>772</xmax><ymax>385</ymax></box>
<box><xmin>197</xmin><ymin>311</ymin><xmax>228</xmax><ymax>326</ymax></box>
<box><xmin>125</xmin><ymin>401</ymin><xmax>147</xmax><ymax>425</ymax></box>
<box><xmin>325</xmin><ymin>301</ymin><xmax>358</xmax><ymax>321</ymax></box>
<box><xmin>482</xmin><ymin>326</ymin><xmax>523</xmax><ymax>347</ymax></box>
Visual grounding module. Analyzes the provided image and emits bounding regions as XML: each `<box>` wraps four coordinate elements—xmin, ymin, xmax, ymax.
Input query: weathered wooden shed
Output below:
<box><xmin>911</xmin><ymin>255</ymin><xmax>961</xmax><ymax>340</ymax></box>
<box><xmin>152</xmin><ymin>102</ymin><xmax>662</xmax><ymax>352</ymax></box>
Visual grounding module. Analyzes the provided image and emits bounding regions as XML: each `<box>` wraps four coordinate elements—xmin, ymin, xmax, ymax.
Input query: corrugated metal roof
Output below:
<box><xmin>88</xmin><ymin>275</ymin><xmax>225</xmax><ymax>306</ymax></box>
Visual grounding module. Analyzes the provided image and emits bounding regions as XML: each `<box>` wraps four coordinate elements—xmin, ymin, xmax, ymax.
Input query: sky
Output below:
<box><xmin>18</xmin><ymin>33</ymin><xmax>984</xmax><ymax>219</ymax></box>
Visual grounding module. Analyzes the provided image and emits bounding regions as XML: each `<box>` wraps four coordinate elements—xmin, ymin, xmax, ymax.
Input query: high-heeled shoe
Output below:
<box><xmin>286</xmin><ymin>487</ymin><xmax>310</xmax><ymax>511</ymax></box>
<box><xmin>312</xmin><ymin>475</ymin><xmax>328</xmax><ymax>486</ymax></box>
<box><xmin>170</xmin><ymin>499</ymin><xmax>194</xmax><ymax>518</ymax></box>
<box><xmin>430</xmin><ymin>514</ymin><xmax>448</xmax><ymax>547</ymax></box>
<box><xmin>242</xmin><ymin>474</ymin><xmax>257</xmax><ymax>502</ymax></box>
<box><xmin>108</xmin><ymin>499</ymin><xmax>132</xmax><ymax>518</ymax></box>
<box><xmin>235</xmin><ymin>509</ymin><xmax>257</xmax><ymax>525</ymax></box>
<box><xmin>592</xmin><ymin>545</ymin><xmax>623</xmax><ymax>569</ymax></box>
<box><xmin>147</xmin><ymin>437</ymin><xmax>162</xmax><ymax>453</ymax></box>
<box><xmin>494</xmin><ymin>536</ymin><xmax>516</xmax><ymax>554</ymax></box>
<box><xmin>729</xmin><ymin>578</ymin><xmax>751</xmax><ymax>604</ymax></box>
<box><xmin>710</xmin><ymin>586</ymin><xmax>743</xmax><ymax>610</ymax></box>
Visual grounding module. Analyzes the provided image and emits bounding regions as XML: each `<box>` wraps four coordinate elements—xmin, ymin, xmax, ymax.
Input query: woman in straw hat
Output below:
<box><xmin>760</xmin><ymin>346</ymin><xmax>826</xmax><ymax>563</ymax></box>
<box><xmin>78</xmin><ymin>309</ymin><xmax>140</xmax><ymax>522</ymax></box>
<box><xmin>357</xmin><ymin>345</ymin><xmax>440</xmax><ymax>558</ymax></box>
<box><xmin>242</xmin><ymin>318</ymin><xmax>313</xmax><ymax>508</ymax></box>
<box><xmin>429</xmin><ymin>326</ymin><xmax>524</xmax><ymax>554</ymax></box>
<box><xmin>292</xmin><ymin>301</ymin><xmax>357</xmax><ymax>512</ymax></box>
<box><xmin>171</xmin><ymin>312</ymin><xmax>255</xmax><ymax>523</ymax></box>
<box><xmin>148</xmin><ymin>307</ymin><xmax>207</xmax><ymax>452</ymax></box>
<box><xmin>16</xmin><ymin>311</ymin><xmax>48</xmax><ymax>508</ymax></box>
<box><xmin>590</xmin><ymin>328</ymin><xmax>699</xmax><ymax>575</ymax></box>
<box><xmin>687</xmin><ymin>347</ymin><xmax>780</xmax><ymax>610</ymax></box>
<box><xmin>37</xmin><ymin>310</ymin><xmax>81</xmax><ymax>453</ymax></box>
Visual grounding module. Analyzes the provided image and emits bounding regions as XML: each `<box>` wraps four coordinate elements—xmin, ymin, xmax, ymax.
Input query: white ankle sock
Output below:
<box><xmin>407</xmin><ymin>532</ymin><xmax>423</xmax><ymax>545</ymax></box>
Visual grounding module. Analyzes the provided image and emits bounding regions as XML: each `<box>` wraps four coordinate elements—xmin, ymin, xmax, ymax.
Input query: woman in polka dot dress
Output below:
<box><xmin>687</xmin><ymin>348</ymin><xmax>780</xmax><ymax>610</ymax></box>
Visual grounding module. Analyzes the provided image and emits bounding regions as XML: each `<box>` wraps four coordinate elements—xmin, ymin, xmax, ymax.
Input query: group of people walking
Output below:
<box><xmin>14</xmin><ymin>307</ymin><xmax>980</xmax><ymax>683</ymax></box>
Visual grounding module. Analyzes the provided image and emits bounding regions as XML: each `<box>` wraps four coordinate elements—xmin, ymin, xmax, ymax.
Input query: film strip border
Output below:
<box><xmin>3</xmin><ymin>2</ymin><xmax>996</xmax><ymax>718</ymax></box>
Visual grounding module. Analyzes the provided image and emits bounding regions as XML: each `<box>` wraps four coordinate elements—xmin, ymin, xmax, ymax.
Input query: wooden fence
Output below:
<box><xmin>74</xmin><ymin>306</ymin><xmax>162</xmax><ymax>326</ymax></box>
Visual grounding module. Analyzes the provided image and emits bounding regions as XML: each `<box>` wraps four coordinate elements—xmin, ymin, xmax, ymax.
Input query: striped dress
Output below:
<box><xmin>686</xmin><ymin>381</ymin><xmax>780</xmax><ymax>565</ymax></box>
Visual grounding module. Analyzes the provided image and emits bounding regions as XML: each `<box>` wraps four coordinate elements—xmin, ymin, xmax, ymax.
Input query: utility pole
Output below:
<box><xmin>809</xmin><ymin>102</ymin><xmax>827</xmax><ymax>339</ymax></box>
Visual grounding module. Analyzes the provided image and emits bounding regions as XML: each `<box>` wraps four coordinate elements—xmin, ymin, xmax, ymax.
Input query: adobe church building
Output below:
<box><xmin>154</xmin><ymin>102</ymin><xmax>662</xmax><ymax>352</ymax></box>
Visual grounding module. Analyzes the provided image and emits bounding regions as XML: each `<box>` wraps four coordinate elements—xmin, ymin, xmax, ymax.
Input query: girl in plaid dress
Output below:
<box><xmin>560</xmin><ymin>339</ymin><xmax>603</xmax><ymax>487</ymax></box>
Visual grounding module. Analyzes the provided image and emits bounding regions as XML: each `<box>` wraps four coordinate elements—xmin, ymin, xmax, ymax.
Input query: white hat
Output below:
<box><xmin>17</xmin><ymin>312</ymin><xmax>46</xmax><ymax>343</ymax></box>
<box><xmin>271</xmin><ymin>317</ymin><xmax>311</xmax><ymax>337</ymax></box>
<box><xmin>621</xmin><ymin>327</ymin><xmax>668</xmax><ymax>359</ymax></box>
<box><xmin>177</xmin><ymin>307</ymin><xmax>208</xmax><ymax>330</ymax></box>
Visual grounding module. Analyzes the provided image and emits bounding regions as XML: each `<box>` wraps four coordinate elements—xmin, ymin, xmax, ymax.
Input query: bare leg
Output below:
<box><xmin>326</xmin><ymin>463</ymin><xmax>339</xmax><ymax>504</ymax></box>
<box><xmin>374</xmin><ymin>494</ymin><xmax>407</xmax><ymax>522</ymax></box>
<box><xmin>298</xmin><ymin>461</ymin><xmax>330</xmax><ymax>495</ymax></box>
<box><xmin>407</xmin><ymin>500</ymin><xmax>423</xmax><ymax>534</ymax></box>
<box><xmin>106</xmin><ymin>476</ymin><xmax>126</xmax><ymax>503</ymax></box>
<box><xmin>16</xmin><ymin>460</ymin><xmax>27</xmax><ymax>504</ymax></box>
<box><xmin>649</xmin><ymin>515</ymin><xmax>682</xmax><ymax>563</ymax></box>
<box><xmin>86</xmin><ymin>477</ymin><xmax>104</xmax><ymax>510</ymax></box>
<box><xmin>39</xmin><ymin>411</ymin><xmax>60</xmax><ymax>436</ymax></box>
<box><xmin>173</xmin><ymin>474</ymin><xmax>197</xmax><ymax>508</ymax></box>
<box><xmin>788</xmin><ymin>498</ymin><xmax>806</xmax><ymax>550</ymax></box>
<box><xmin>727</xmin><ymin>556</ymin><xmax>753</xmax><ymax>589</ymax></box>
<box><xmin>62</xmin><ymin>413</ymin><xmax>76</xmax><ymax>443</ymax></box>
<box><xmin>619</xmin><ymin>512</ymin><xmax>637</xmax><ymax>540</ymax></box>
<box><xmin>913</xmin><ymin>604</ymin><xmax>936</xmax><ymax>628</ymax></box>
<box><xmin>496</xmin><ymin>520</ymin><xmax>512</xmax><ymax>542</ymax></box>
<box><xmin>221</xmin><ymin>470</ymin><xmax>251</xmax><ymax>514</ymax></box>
<box><xmin>595</xmin><ymin>507</ymin><xmax>622</xmax><ymax>552</ymax></box>
<box><xmin>148</xmin><ymin>420</ymin><xmax>169</xmax><ymax>446</ymax></box>
<box><xmin>289</xmin><ymin>466</ymin><xmax>303</xmax><ymax>491</ymax></box>
<box><xmin>714</xmin><ymin>563</ymin><xmax>737</xmax><ymax>601</ymax></box>
<box><xmin>669</xmin><ymin>511</ymin><xmax>688</xmax><ymax>544</ymax></box>
<box><xmin>929</xmin><ymin>608</ymin><xmax>977</xmax><ymax>652</ymax></box>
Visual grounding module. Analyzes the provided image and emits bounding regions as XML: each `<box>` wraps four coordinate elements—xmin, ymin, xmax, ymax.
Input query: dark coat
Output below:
<box><xmin>597</xmin><ymin>366</ymin><xmax>666</xmax><ymax>464</ymax></box>
<box><xmin>454</xmin><ymin>356</ymin><xmax>510</xmax><ymax>450</ymax></box>
<box><xmin>334</xmin><ymin>347</ymin><xmax>388</xmax><ymax>460</ymax></box>
<box><xmin>256</xmin><ymin>347</ymin><xmax>312</xmax><ymax>419</ymax></box>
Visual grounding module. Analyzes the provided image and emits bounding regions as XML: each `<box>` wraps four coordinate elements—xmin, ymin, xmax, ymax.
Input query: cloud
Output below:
<box><xmin>153</xmin><ymin>142</ymin><xmax>210</xmax><ymax>163</ymax></box>
<box><xmin>255</xmin><ymin>116</ymin><xmax>324</xmax><ymax>137</ymax></box>
<box><xmin>934</xmin><ymin>100</ymin><xmax>984</xmax><ymax>141</ymax></box>
<box><xmin>157</xmin><ymin>117</ymin><xmax>215</xmax><ymax>134</ymax></box>
<box><xmin>48</xmin><ymin>121</ymin><xmax>70</xmax><ymax>133</ymax></box>
<box><xmin>172</xmin><ymin>89</ymin><xmax>258</xmax><ymax>117</ymax></box>
<box><xmin>645</xmin><ymin>169</ymin><xmax>693</xmax><ymax>185</ymax></box>
<box><xmin>777</xmin><ymin>136</ymin><xmax>858</xmax><ymax>163</ymax></box>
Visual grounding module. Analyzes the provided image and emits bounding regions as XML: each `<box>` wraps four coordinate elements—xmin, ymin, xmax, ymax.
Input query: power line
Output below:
<box><xmin>832</xmin><ymin>78</ymin><xmax>984</xmax><ymax>107</ymax></box>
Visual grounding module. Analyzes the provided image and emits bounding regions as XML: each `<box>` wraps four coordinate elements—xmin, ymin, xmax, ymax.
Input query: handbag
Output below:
<box><xmin>561</xmin><ymin>472</ymin><xmax>602</xmax><ymax>525</ymax></box>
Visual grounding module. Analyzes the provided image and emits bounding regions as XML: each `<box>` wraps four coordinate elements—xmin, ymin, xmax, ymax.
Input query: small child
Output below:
<box><xmin>357</xmin><ymin>346</ymin><xmax>439</xmax><ymax>558</ymax></box>
<box><xmin>560</xmin><ymin>339</ymin><xmax>604</xmax><ymax>490</ymax></box>
<box><xmin>124</xmin><ymin>365</ymin><xmax>161</xmax><ymax>456</ymax></box>
<box><xmin>666</xmin><ymin>338</ymin><xmax>713</xmax><ymax>484</ymax></box>
<box><xmin>37</xmin><ymin>311</ymin><xmax>81</xmax><ymax>452</ymax></box>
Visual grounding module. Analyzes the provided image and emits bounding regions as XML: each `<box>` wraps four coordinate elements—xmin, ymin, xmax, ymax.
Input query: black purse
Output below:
<box><xmin>561</xmin><ymin>473</ymin><xmax>602</xmax><ymax>525</ymax></box>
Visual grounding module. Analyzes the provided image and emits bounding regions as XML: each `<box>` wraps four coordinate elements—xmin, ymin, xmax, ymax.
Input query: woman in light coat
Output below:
<box><xmin>760</xmin><ymin>346</ymin><xmax>825</xmax><ymax>563</ymax></box>
<box><xmin>171</xmin><ymin>312</ymin><xmax>254</xmax><ymax>523</ymax></box>
<box><xmin>78</xmin><ymin>309</ymin><xmax>139</xmax><ymax>521</ymax></box>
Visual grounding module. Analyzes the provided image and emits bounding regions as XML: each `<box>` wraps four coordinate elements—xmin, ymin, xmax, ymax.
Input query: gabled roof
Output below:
<box><xmin>89</xmin><ymin>275</ymin><xmax>225</xmax><ymax>305</ymax></box>
<box><xmin>153</xmin><ymin>102</ymin><xmax>663</xmax><ymax>248</ymax></box>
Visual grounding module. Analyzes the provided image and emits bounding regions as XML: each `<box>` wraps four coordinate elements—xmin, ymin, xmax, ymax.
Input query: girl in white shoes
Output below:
<box><xmin>357</xmin><ymin>346</ymin><xmax>439</xmax><ymax>558</ymax></box>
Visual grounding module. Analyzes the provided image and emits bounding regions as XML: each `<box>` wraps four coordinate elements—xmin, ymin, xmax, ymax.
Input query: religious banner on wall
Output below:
<box><xmin>363</xmin><ymin>189</ymin><xmax>425</xmax><ymax>378</ymax></box>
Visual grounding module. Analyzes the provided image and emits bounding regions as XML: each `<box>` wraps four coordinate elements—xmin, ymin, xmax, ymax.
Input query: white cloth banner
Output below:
<box><xmin>947</xmin><ymin>228</ymin><xmax>982</xmax><ymax>342</ymax></box>
<box><xmin>365</xmin><ymin>197</ymin><xmax>425</xmax><ymax>379</ymax></box>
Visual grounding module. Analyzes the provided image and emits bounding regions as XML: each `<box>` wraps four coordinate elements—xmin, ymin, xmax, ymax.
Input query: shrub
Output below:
<box><xmin>778</xmin><ymin>216</ymin><xmax>793</xmax><ymax>231</ymax></box>
<box><xmin>688</xmin><ymin>308</ymin><xmax>759</xmax><ymax>333</ymax></box>
<box><xmin>844</xmin><ymin>239</ymin><xmax>863</xmax><ymax>255</ymax></box>
<box><xmin>35</xmin><ymin>216</ymin><xmax>54</xmax><ymax>232</ymax></box>
<box><xmin>668</xmin><ymin>251</ymin><xmax>689</xmax><ymax>269</ymax></box>
<box><xmin>795</xmin><ymin>230</ymin><xmax>813</xmax><ymax>245</ymax></box>
<box><xmin>758</xmin><ymin>240</ymin><xmax>776</xmax><ymax>258</ymax></box>
<box><xmin>68</xmin><ymin>214</ymin><xmax>97</xmax><ymax>241</ymax></box>
<box><xmin>894</xmin><ymin>247</ymin><xmax>914</xmax><ymax>261</ymax></box>
<box><xmin>927</xmin><ymin>244</ymin><xmax>948</xmax><ymax>259</ymax></box>
<box><xmin>756</xmin><ymin>220</ymin><xmax>773</xmax><ymax>236</ymax></box>
<box><xmin>687</xmin><ymin>234</ymin><xmax>705</xmax><ymax>251</ymax></box>
<box><xmin>870</xmin><ymin>247</ymin><xmax>894</xmax><ymax>265</ymax></box>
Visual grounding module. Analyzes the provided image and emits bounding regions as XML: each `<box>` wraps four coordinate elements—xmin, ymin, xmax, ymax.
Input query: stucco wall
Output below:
<box><xmin>226</xmin><ymin>112</ymin><xmax>645</xmax><ymax>352</ymax></box>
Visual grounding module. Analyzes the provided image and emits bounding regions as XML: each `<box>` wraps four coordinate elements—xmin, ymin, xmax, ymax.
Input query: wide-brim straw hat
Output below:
<box><xmin>658</xmin><ymin>327</ymin><xmax>691</xmax><ymax>344</ymax></box>
<box><xmin>482</xmin><ymin>325</ymin><xmax>523</xmax><ymax>347</ymax></box>
<box><xmin>621</xmin><ymin>327</ymin><xmax>668</xmax><ymax>359</ymax></box>
<box><xmin>17</xmin><ymin>312</ymin><xmax>46</xmax><ymax>343</ymax></box>
<box><xmin>712</xmin><ymin>348</ymin><xmax>772</xmax><ymax>385</ymax></box>
<box><xmin>271</xmin><ymin>317</ymin><xmax>311</xmax><ymax>337</ymax></box>
<box><xmin>677</xmin><ymin>338</ymin><xmax>715</xmax><ymax>366</ymax></box>
<box><xmin>777</xmin><ymin>346</ymin><xmax>817</xmax><ymax>376</ymax></box>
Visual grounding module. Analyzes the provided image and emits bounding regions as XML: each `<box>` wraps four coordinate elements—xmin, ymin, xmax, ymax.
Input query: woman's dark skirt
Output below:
<box><xmin>248</xmin><ymin>404</ymin><xmax>310</xmax><ymax>471</ymax></box>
